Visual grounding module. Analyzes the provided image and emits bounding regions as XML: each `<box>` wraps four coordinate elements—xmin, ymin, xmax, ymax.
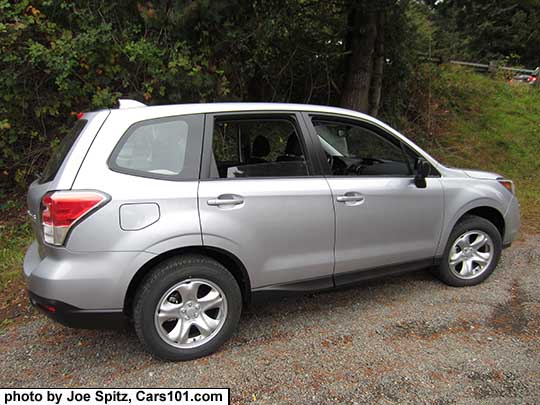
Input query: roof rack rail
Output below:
<box><xmin>118</xmin><ymin>99</ymin><xmax>146</xmax><ymax>109</ymax></box>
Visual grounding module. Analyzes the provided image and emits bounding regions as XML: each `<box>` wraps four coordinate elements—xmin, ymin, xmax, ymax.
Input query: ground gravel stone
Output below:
<box><xmin>1</xmin><ymin>235</ymin><xmax>539</xmax><ymax>403</ymax></box>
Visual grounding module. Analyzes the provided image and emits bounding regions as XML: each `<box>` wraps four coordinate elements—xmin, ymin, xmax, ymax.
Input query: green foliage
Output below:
<box><xmin>412</xmin><ymin>66</ymin><xmax>540</xmax><ymax>231</ymax></box>
<box><xmin>379</xmin><ymin>0</ymin><xmax>434</xmax><ymax>127</ymax></box>
<box><xmin>430</xmin><ymin>0</ymin><xmax>540</xmax><ymax>67</ymax></box>
<box><xmin>0</xmin><ymin>0</ymin><xmax>217</xmax><ymax>189</ymax></box>
<box><xmin>0</xmin><ymin>0</ymin><xmax>349</xmax><ymax>191</ymax></box>
<box><xmin>1</xmin><ymin>0</ymin><xmax>537</xmax><ymax>195</ymax></box>
<box><xmin>0</xmin><ymin>217</ymin><xmax>32</xmax><ymax>292</ymax></box>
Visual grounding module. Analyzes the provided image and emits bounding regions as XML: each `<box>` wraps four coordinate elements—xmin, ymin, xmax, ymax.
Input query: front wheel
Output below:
<box><xmin>133</xmin><ymin>255</ymin><xmax>242</xmax><ymax>361</ymax></box>
<box><xmin>437</xmin><ymin>215</ymin><xmax>502</xmax><ymax>287</ymax></box>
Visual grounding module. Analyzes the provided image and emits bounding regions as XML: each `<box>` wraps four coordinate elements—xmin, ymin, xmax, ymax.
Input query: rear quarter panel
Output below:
<box><xmin>69</xmin><ymin>109</ymin><xmax>202</xmax><ymax>253</ymax></box>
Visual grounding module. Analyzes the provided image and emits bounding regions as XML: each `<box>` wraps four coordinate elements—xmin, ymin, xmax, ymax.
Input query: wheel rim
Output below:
<box><xmin>448</xmin><ymin>230</ymin><xmax>494</xmax><ymax>280</ymax></box>
<box><xmin>154</xmin><ymin>278</ymin><xmax>228</xmax><ymax>349</ymax></box>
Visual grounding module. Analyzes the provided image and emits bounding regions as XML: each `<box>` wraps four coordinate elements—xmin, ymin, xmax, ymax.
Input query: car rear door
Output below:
<box><xmin>198</xmin><ymin>111</ymin><xmax>335</xmax><ymax>290</ymax></box>
<box><xmin>302</xmin><ymin>113</ymin><xmax>444</xmax><ymax>285</ymax></box>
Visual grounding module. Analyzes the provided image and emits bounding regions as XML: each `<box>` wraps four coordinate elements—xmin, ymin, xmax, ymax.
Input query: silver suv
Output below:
<box><xmin>24</xmin><ymin>101</ymin><xmax>520</xmax><ymax>360</ymax></box>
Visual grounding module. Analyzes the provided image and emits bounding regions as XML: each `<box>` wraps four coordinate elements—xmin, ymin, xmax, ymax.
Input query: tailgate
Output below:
<box><xmin>26</xmin><ymin>110</ymin><xmax>110</xmax><ymax>254</ymax></box>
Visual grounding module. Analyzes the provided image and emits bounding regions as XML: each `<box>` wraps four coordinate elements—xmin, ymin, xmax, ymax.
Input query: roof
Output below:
<box><xmin>116</xmin><ymin>99</ymin><xmax>371</xmax><ymax>120</ymax></box>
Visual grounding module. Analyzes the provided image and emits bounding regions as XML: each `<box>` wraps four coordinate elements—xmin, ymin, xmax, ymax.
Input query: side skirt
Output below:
<box><xmin>334</xmin><ymin>258</ymin><xmax>435</xmax><ymax>287</ymax></box>
<box><xmin>251</xmin><ymin>258</ymin><xmax>437</xmax><ymax>302</ymax></box>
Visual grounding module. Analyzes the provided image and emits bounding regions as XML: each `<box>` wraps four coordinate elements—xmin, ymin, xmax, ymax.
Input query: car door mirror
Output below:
<box><xmin>414</xmin><ymin>158</ymin><xmax>431</xmax><ymax>188</ymax></box>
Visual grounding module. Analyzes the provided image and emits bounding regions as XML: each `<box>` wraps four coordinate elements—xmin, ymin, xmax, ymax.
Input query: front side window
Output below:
<box><xmin>313</xmin><ymin>119</ymin><xmax>415</xmax><ymax>176</ymax></box>
<box><xmin>211</xmin><ymin>118</ymin><xmax>309</xmax><ymax>178</ymax></box>
<box><xmin>109</xmin><ymin>115</ymin><xmax>203</xmax><ymax>180</ymax></box>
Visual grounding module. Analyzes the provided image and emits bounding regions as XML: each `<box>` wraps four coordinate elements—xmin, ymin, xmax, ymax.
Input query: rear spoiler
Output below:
<box><xmin>118</xmin><ymin>99</ymin><xmax>146</xmax><ymax>109</ymax></box>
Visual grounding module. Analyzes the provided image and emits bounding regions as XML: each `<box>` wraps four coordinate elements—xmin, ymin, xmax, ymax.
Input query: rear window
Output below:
<box><xmin>108</xmin><ymin>115</ymin><xmax>204</xmax><ymax>180</ymax></box>
<box><xmin>40</xmin><ymin>119</ymin><xmax>88</xmax><ymax>183</ymax></box>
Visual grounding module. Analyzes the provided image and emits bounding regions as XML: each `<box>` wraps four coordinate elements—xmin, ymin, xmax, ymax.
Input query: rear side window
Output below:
<box><xmin>109</xmin><ymin>115</ymin><xmax>204</xmax><ymax>180</ymax></box>
<box><xmin>40</xmin><ymin>119</ymin><xmax>88</xmax><ymax>183</ymax></box>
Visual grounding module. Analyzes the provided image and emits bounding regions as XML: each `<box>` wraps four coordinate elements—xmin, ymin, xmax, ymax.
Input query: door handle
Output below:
<box><xmin>336</xmin><ymin>193</ymin><xmax>365</xmax><ymax>204</ymax></box>
<box><xmin>207</xmin><ymin>195</ymin><xmax>244</xmax><ymax>206</ymax></box>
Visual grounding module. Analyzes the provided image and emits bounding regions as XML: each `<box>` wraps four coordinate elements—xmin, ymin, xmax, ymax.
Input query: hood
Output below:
<box><xmin>462</xmin><ymin>169</ymin><xmax>502</xmax><ymax>180</ymax></box>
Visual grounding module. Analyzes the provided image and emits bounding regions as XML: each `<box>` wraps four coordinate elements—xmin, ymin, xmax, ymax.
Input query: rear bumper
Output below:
<box><xmin>23</xmin><ymin>240</ymin><xmax>155</xmax><ymax>310</ymax></box>
<box><xmin>29</xmin><ymin>291</ymin><xmax>127</xmax><ymax>329</ymax></box>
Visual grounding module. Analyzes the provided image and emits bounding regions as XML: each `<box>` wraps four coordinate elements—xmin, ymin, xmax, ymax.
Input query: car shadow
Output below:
<box><xmin>2</xmin><ymin>267</ymin><xmax>444</xmax><ymax>383</ymax></box>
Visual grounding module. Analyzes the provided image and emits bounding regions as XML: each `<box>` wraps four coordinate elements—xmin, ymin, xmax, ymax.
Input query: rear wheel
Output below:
<box><xmin>133</xmin><ymin>255</ymin><xmax>242</xmax><ymax>361</ymax></box>
<box><xmin>437</xmin><ymin>215</ymin><xmax>502</xmax><ymax>287</ymax></box>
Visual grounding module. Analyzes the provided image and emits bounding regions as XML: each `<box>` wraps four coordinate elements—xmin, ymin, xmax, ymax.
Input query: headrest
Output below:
<box><xmin>252</xmin><ymin>135</ymin><xmax>271</xmax><ymax>157</ymax></box>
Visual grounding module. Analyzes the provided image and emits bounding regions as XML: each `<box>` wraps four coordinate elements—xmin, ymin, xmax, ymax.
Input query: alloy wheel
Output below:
<box><xmin>448</xmin><ymin>230</ymin><xmax>494</xmax><ymax>280</ymax></box>
<box><xmin>154</xmin><ymin>278</ymin><xmax>228</xmax><ymax>348</ymax></box>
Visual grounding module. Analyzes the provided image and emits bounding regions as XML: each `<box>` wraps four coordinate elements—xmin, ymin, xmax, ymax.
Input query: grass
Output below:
<box><xmin>414</xmin><ymin>66</ymin><xmax>540</xmax><ymax>233</ymax></box>
<box><xmin>0</xmin><ymin>215</ymin><xmax>32</xmax><ymax>292</ymax></box>
<box><xmin>0</xmin><ymin>204</ymin><xmax>33</xmax><ymax>328</ymax></box>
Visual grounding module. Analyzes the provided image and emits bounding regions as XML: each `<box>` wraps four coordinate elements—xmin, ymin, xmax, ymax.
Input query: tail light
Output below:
<box><xmin>497</xmin><ymin>179</ymin><xmax>515</xmax><ymax>195</ymax></box>
<box><xmin>41</xmin><ymin>190</ymin><xmax>109</xmax><ymax>246</ymax></box>
<box><xmin>527</xmin><ymin>76</ymin><xmax>537</xmax><ymax>83</ymax></box>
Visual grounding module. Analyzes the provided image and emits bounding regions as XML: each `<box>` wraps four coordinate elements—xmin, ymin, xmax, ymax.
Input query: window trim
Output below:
<box><xmin>302</xmin><ymin>113</ymin><xmax>441</xmax><ymax>178</ymax></box>
<box><xmin>107</xmin><ymin>114</ymin><xmax>204</xmax><ymax>181</ymax></box>
<box><xmin>200</xmin><ymin>111</ymin><xmax>324</xmax><ymax>180</ymax></box>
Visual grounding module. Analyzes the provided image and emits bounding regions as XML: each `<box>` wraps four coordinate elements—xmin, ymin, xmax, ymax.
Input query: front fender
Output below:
<box><xmin>436</xmin><ymin>197</ymin><xmax>507</xmax><ymax>257</ymax></box>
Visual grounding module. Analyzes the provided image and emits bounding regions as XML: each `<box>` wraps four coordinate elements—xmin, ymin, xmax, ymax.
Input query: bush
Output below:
<box><xmin>0</xmin><ymin>1</ymin><xmax>223</xmax><ymax>191</ymax></box>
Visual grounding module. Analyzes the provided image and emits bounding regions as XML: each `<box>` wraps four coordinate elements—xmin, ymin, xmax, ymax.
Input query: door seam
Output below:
<box><xmin>323</xmin><ymin>176</ymin><xmax>338</xmax><ymax>287</ymax></box>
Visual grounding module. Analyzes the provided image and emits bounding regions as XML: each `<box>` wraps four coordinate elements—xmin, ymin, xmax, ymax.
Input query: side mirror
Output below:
<box><xmin>414</xmin><ymin>158</ymin><xmax>431</xmax><ymax>188</ymax></box>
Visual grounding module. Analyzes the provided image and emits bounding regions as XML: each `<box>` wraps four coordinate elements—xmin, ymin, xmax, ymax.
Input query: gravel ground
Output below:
<box><xmin>1</xmin><ymin>235</ymin><xmax>539</xmax><ymax>404</ymax></box>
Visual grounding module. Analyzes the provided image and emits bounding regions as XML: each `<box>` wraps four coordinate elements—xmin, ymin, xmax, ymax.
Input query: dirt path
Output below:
<box><xmin>1</xmin><ymin>235</ymin><xmax>539</xmax><ymax>403</ymax></box>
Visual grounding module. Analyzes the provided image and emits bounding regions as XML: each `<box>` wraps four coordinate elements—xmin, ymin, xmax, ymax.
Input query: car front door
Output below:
<box><xmin>303</xmin><ymin>113</ymin><xmax>444</xmax><ymax>285</ymax></box>
<box><xmin>198</xmin><ymin>112</ymin><xmax>335</xmax><ymax>291</ymax></box>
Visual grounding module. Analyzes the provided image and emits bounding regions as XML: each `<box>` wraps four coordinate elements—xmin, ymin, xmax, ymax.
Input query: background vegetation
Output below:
<box><xmin>2</xmin><ymin>0</ymin><xmax>539</xmax><ymax>192</ymax></box>
<box><xmin>1</xmin><ymin>1</ymin><xmax>539</xmax><ymax>299</ymax></box>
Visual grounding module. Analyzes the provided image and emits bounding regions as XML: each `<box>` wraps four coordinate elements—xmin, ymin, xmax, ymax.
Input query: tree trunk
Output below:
<box><xmin>340</xmin><ymin>9</ymin><xmax>378</xmax><ymax>113</ymax></box>
<box><xmin>368</xmin><ymin>13</ymin><xmax>385</xmax><ymax>116</ymax></box>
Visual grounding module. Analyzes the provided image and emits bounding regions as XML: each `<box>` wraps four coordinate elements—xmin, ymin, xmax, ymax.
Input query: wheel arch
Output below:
<box><xmin>123</xmin><ymin>246</ymin><xmax>251</xmax><ymax>316</ymax></box>
<box><xmin>437</xmin><ymin>200</ymin><xmax>506</xmax><ymax>257</ymax></box>
<box><xmin>461</xmin><ymin>206</ymin><xmax>505</xmax><ymax>239</ymax></box>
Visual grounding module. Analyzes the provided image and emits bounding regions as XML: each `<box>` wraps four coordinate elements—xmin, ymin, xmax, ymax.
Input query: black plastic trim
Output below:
<box><xmin>29</xmin><ymin>292</ymin><xmax>127</xmax><ymax>329</ymax></box>
<box><xmin>251</xmin><ymin>258</ymin><xmax>435</xmax><ymax>299</ymax></box>
<box><xmin>333</xmin><ymin>258</ymin><xmax>435</xmax><ymax>287</ymax></box>
<box><xmin>252</xmin><ymin>275</ymin><xmax>334</xmax><ymax>293</ymax></box>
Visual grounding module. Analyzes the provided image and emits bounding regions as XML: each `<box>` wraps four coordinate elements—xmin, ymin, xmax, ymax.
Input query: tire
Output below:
<box><xmin>133</xmin><ymin>255</ymin><xmax>242</xmax><ymax>361</ymax></box>
<box><xmin>436</xmin><ymin>215</ymin><xmax>502</xmax><ymax>287</ymax></box>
